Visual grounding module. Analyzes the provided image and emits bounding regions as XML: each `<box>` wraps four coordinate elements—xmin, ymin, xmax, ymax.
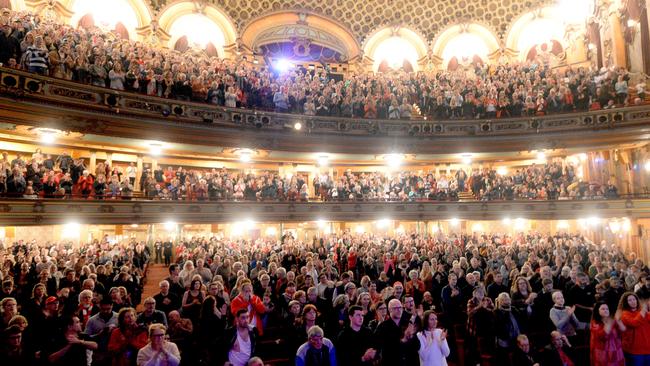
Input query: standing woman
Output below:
<box><xmin>617</xmin><ymin>292</ymin><xmax>650</xmax><ymax>365</ymax></box>
<box><xmin>591</xmin><ymin>301</ymin><xmax>625</xmax><ymax>366</ymax></box>
<box><xmin>181</xmin><ymin>278</ymin><xmax>204</xmax><ymax>327</ymax></box>
<box><xmin>108</xmin><ymin>307</ymin><xmax>148</xmax><ymax>366</ymax></box>
<box><xmin>417</xmin><ymin>310</ymin><xmax>450</xmax><ymax>366</ymax></box>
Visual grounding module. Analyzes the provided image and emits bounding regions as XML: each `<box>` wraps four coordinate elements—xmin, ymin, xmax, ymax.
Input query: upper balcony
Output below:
<box><xmin>1</xmin><ymin>67</ymin><xmax>650</xmax><ymax>155</ymax></box>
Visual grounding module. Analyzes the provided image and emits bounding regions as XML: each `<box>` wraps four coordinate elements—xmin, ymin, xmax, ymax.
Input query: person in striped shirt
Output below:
<box><xmin>25</xmin><ymin>35</ymin><xmax>48</xmax><ymax>75</ymax></box>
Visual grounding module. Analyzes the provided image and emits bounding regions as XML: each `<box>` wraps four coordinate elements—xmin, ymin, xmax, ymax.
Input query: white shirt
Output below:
<box><xmin>136</xmin><ymin>342</ymin><xmax>181</xmax><ymax>366</ymax></box>
<box><xmin>416</xmin><ymin>329</ymin><xmax>450</xmax><ymax>366</ymax></box>
<box><xmin>228</xmin><ymin>330</ymin><xmax>252</xmax><ymax>366</ymax></box>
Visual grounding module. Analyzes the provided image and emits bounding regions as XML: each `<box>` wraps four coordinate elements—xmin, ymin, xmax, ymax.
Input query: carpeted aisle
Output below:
<box><xmin>136</xmin><ymin>263</ymin><xmax>168</xmax><ymax>311</ymax></box>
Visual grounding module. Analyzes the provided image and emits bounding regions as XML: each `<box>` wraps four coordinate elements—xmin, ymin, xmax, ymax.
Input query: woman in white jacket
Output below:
<box><xmin>417</xmin><ymin>310</ymin><xmax>450</xmax><ymax>366</ymax></box>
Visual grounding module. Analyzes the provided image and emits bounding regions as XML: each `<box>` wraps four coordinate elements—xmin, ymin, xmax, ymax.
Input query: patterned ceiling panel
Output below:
<box><xmin>149</xmin><ymin>0</ymin><xmax>554</xmax><ymax>43</ymax></box>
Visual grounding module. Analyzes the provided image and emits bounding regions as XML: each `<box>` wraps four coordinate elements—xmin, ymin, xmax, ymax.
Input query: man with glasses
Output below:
<box><xmin>137</xmin><ymin>297</ymin><xmax>168</xmax><ymax>328</ymax></box>
<box><xmin>296</xmin><ymin>325</ymin><xmax>337</xmax><ymax>366</ymax></box>
<box><xmin>136</xmin><ymin>324</ymin><xmax>181</xmax><ymax>366</ymax></box>
<box><xmin>374</xmin><ymin>298</ymin><xmax>408</xmax><ymax>365</ymax></box>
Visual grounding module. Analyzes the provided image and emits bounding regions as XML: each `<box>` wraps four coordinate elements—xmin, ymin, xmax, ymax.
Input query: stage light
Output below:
<box><xmin>385</xmin><ymin>154</ymin><xmax>403</xmax><ymax>168</ymax></box>
<box><xmin>274</xmin><ymin>59</ymin><xmax>294</xmax><ymax>72</ymax></box>
<box><xmin>376</xmin><ymin>219</ymin><xmax>391</xmax><ymax>229</ymax></box>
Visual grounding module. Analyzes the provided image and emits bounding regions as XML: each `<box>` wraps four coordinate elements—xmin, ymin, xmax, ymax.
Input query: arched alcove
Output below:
<box><xmin>431</xmin><ymin>23</ymin><xmax>500</xmax><ymax>68</ymax></box>
<box><xmin>157</xmin><ymin>1</ymin><xmax>237</xmax><ymax>56</ymax></box>
<box><xmin>64</xmin><ymin>0</ymin><xmax>151</xmax><ymax>38</ymax></box>
<box><xmin>241</xmin><ymin>11</ymin><xmax>360</xmax><ymax>62</ymax></box>
<box><xmin>362</xmin><ymin>27</ymin><xmax>428</xmax><ymax>72</ymax></box>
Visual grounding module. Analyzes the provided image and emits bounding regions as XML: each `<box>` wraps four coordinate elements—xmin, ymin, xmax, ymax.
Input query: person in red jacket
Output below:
<box><xmin>77</xmin><ymin>170</ymin><xmax>94</xmax><ymax>198</ymax></box>
<box><xmin>230</xmin><ymin>279</ymin><xmax>270</xmax><ymax>336</ymax></box>
<box><xmin>108</xmin><ymin>307</ymin><xmax>148</xmax><ymax>366</ymax></box>
<box><xmin>617</xmin><ymin>292</ymin><xmax>650</xmax><ymax>366</ymax></box>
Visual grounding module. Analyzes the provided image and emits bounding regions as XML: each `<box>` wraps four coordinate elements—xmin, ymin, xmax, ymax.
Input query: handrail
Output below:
<box><xmin>1</xmin><ymin>66</ymin><xmax>649</xmax><ymax>139</ymax></box>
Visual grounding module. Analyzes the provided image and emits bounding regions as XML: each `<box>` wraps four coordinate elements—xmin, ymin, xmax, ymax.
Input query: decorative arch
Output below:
<box><xmin>505</xmin><ymin>7</ymin><xmax>569</xmax><ymax>62</ymax></box>
<box><xmin>431</xmin><ymin>23</ymin><xmax>500</xmax><ymax>68</ymax></box>
<box><xmin>362</xmin><ymin>26</ymin><xmax>428</xmax><ymax>72</ymax></box>
<box><xmin>157</xmin><ymin>1</ymin><xmax>237</xmax><ymax>55</ymax></box>
<box><xmin>62</xmin><ymin>0</ymin><xmax>152</xmax><ymax>31</ymax></box>
<box><xmin>240</xmin><ymin>11</ymin><xmax>361</xmax><ymax>62</ymax></box>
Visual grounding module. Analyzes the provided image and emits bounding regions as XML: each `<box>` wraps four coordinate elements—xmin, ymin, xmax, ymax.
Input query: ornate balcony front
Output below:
<box><xmin>0</xmin><ymin>198</ymin><xmax>648</xmax><ymax>226</ymax></box>
<box><xmin>1</xmin><ymin>68</ymin><xmax>650</xmax><ymax>155</ymax></box>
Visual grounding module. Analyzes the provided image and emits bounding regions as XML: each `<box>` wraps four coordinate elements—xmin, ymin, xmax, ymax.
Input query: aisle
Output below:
<box><xmin>137</xmin><ymin>263</ymin><xmax>168</xmax><ymax>311</ymax></box>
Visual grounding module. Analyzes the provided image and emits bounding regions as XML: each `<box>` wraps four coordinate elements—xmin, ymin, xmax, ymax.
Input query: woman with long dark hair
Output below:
<box><xmin>107</xmin><ymin>307</ymin><xmax>147</xmax><ymax>366</ymax></box>
<box><xmin>181</xmin><ymin>278</ymin><xmax>204</xmax><ymax>327</ymax></box>
<box><xmin>417</xmin><ymin>310</ymin><xmax>450</xmax><ymax>365</ymax></box>
<box><xmin>617</xmin><ymin>292</ymin><xmax>650</xmax><ymax>365</ymax></box>
<box><xmin>590</xmin><ymin>301</ymin><xmax>625</xmax><ymax>366</ymax></box>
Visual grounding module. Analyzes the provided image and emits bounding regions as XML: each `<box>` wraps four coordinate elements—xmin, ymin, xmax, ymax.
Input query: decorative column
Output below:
<box><xmin>89</xmin><ymin>151</ymin><xmax>96</xmax><ymax>174</ymax></box>
<box><xmin>135</xmin><ymin>155</ymin><xmax>143</xmax><ymax>192</ymax></box>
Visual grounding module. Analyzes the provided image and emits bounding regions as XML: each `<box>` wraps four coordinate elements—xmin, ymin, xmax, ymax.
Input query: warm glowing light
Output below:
<box><xmin>516</xmin><ymin>18</ymin><xmax>564</xmax><ymax>57</ymax></box>
<box><xmin>265</xmin><ymin>227</ymin><xmax>277</xmax><ymax>236</ymax></box>
<box><xmin>645</xmin><ymin>161</ymin><xmax>650</xmax><ymax>172</ymax></box>
<box><xmin>431</xmin><ymin>225</ymin><xmax>439</xmax><ymax>233</ymax></box>
<box><xmin>514</xmin><ymin>218</ymin><xmax>527</xmax><ymax>231</ymax></box>
<box><xmin>609</xmin><ymin>221</ymin><xmax>621</xmax><ymax>233</ymax></box>
<box><xmin>355</xmin><ymin>225</ymin><xmax>365</xmax><ymax>234</ymax></box>
<box><xmin>130</xmin><ymin>224</ymin><xmax>138</xmax><ymax>228</ymax></box>
<box><xmin>628</xmin><ymin>19</ymin><xmax>639</xmax><ymax>27</ymax></box>
<box><xmin>442</xmin><ymin>33</ymin><xmax>489</xmax><ymax>66</ymax></box>
<box><xmin>461</xmin><ymin>154</ymin><xmax>472</xmax><ymax>165</ymax></box>
<box><xmin>587</xmin><ymin>43</ymin><xmax>596</xmax><ymax>50</ymax></box>
<box><xmin>317</xmin><ymin>155</ymin><xmax>329</xmax><ymax>167</ymax></box>
<box><xmin>372</xmin><ymin>37</ymin><xmax>419</xmax><ymax>72</ymax></box>
<box><xmin>579</xmin><ymin>153</ymin><xmax>588</xmax><ymax>161</ymax></box>
<box><xmin>536</xmin><ymin>151</ymin><xmax>546</xmax><ymax>161</ymax></box>
<box><xmin>274</xmin><ymin>59</ymin><xmax>294</xmax><ymax>72</ymax></box>
<box><xmin>71</xmin><ymin>0</ymin><xmax>138</xmax><ymax>32</ymax></box>
<box><xmin>588</xmin><ymin>217</ymin><xmax>600</xmax><ymax>226</ymax></box>
<box><xmin>149</xmin><ymin>143</ymin><xmax>163</xmax><ymax>156</ymax></box>
<box><xmin>450</xmin><ymin>218</ymin><xmax>460</xmax><ymax>226</ymax></box>
<box><xmin>62</xmin><ymin>222</ymin><xmax>81</xmax><ymax>239</ymax></box>
<box><xmin>40</xmin><ymin>132</ymin><xmax>55</xmax><ymax>144</ymax></box>
<box><xmin>385</xmin><ymin>154</ymin><xmax>403</xmax><ymax>168</ymax></box>
<box><xmin>471</xmin><ymin>223</ymin><xmax>484</xmax><ymax>232</ymax></box>
<box><xmin>557</xmin><ymin>220</ymin><xmax>570</xmax><ymax>230</ymax></box>
<box><xmin>578</xmin><ymin>218</ymin><xmax>587</xmax><ymax>229</ymax></box>
<box><xmin>169</xmin><ymin>14</ymin><xmax>226</xmax><ymax>51</ymax></box>
<box><xmin>317</xmin><ymin>220</ymin><xmax>327</xmax><ymax>228</ymax></box>
<box><xmin>376</xmin><ymin>219</ymin><xmax>391</xmax><ymax>229</ymax></box>
<box><xmin>164</xmin><ymin>221</ymin><xmax>176</xmax><ymax>231</ymax></box>
<box><xmin>0</xmin><ymin>228</ymin><xmax>5</xmax><ymax>239</ymax></box>
<box><xmin>502</xmin><ymin>217</ymin><xmax>511</xmax><ymax>225</ymax></box>
<box><xmin>396</xmin><ymin>226</ymin><xmax>405</xmax><ymax>234</ymax></box>
<box><xmin>556</xmin><ymin>0</ymin><xmax>595</xmax><ymax>25</ymax></box>
<box><xmin>294</xmin><ymin>122</ymin><xmax>302</xmax><ymax>131</ymax></box>
<box><xmin>622</xmin><ymin>219</ymin><xmax>631</xmax><ymax>232</ymax></box>
<box><xmin>497</xmin><ymin>167</ymin><xmax>508</xmax><ymax>176</ymax></box>
<box><xmin>239</xmin><ymin>151</ymin><xmax>252</xmax><ymax>163</ymax></box>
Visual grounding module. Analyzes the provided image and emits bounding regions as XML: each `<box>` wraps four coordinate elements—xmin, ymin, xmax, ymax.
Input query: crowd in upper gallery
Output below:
<box><xmin>0</xmin><ymin>230</ymin><xmax>649</xmax><ymax>365</ymax></box>
<box><xmin>0</xmin><ymin>9</ymin><xmax>647</xmax><ymax>122</ymax></box>
<box><xmin>0</xmin><ymin>148</ymin><xmax>619</xmax><ymax>201</ymax></box>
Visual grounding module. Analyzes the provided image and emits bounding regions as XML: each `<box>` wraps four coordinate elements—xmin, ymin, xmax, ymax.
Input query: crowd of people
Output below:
<box><xmin>0</xmin><ymin>147</ymin><xmax>620</xmax><ymax>202</ymax></box>
<box><xmin>0</xmin><ymin>229</ymin><xmax>649</xmax><ymax>366</ymax></box>
<box><xmin>0</xmin><ymin>9</ymin><xmax>646</xmax><ymax>123</ymax></box>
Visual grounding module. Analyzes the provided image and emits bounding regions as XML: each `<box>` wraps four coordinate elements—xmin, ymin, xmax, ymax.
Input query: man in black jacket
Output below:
<box><xmin>541</xmin><ymin>331</ymin><xmax>576</xmax><ymax>366</ymax></box>
<box><xmin>374</xmin><ymin>298</ymin><xmax>408</xmax><ymax>366</ymax></box>
<box><xmin>336</xmin><ymin>306</ymin><xmax>376</xmax><ymax>365</ymax></box>
<box><xmin>511</xmin><ymin>334</ymin><xmax>540</xmax><ymax>366</ymax></box>
<box><xmin>223</xmin><ymin>309</ymin><xmax>257</xmax><ymax>366</ymax></box>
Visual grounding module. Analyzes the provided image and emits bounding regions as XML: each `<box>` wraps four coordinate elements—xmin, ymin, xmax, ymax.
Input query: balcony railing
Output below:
<box><xmin>0</xmin><ymin>196</ymin><xmax>648</xmax><ymax>226</ymax></box>
<box><xmin>1</xmin><ymin>66</ymin><xmax>649</xmax><ymax>140</ymax></box>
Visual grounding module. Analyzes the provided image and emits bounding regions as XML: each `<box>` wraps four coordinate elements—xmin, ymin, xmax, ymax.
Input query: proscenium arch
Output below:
<box><xmin>431</xmin><ymin>23</ymin><xmax>500</xmax><ymax>64</ymax></box>
<box><xmin>60</xmin><ymin>0</ymin><xmax>152</xmax><ymax>30</ymax></box>
<box><xmin>362</xmin><ymin>26</ymin><xmax>429</xmax><ymax>71</ymax></box>
<box><xmin>240</xmin><ymin>11</ymin><xmax>361</xmax><ymax>62</ymax></box>
<box><xmin>505</xmin><ymin>7</ymin><xmax>569</xmax><ymax>61</ymax></box>
<box><xmin>157</xmin><ymin>1</ymin><xmax>237</xmax><ymax>53</ymax></box>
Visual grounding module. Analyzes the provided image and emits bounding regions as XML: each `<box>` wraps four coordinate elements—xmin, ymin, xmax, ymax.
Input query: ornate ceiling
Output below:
<box><xmin>149</xmin><ymin>0</ymin><xmax>554</xmax><ymax>43</ymax></box>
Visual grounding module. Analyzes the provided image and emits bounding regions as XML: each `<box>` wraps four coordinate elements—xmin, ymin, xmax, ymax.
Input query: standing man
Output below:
<box><xmin>224</xmin><ymin>309</ymin><xmax>257</xmax><ymax>366</ymax></box>
<box><xmin>154</xmin><ymin>241</ymin><xmax>163</xmax><ymax>264</ymax></box>
<box><xmin>163</xmin><ymin>239</ymin><xmax>173</xmax><ymax>266</ymax></box>
<box><xmin>374</xmin><ymin>298</ymin><xmax>407</xmax><ymax>365</ymax></box>
<box><xmin>85</xmin><ymin>298</ymin><xmax>118</xmax><ymax>366</ymax></box>
<box><xmin>336</xmin><ymin>305</ymin><xmax>376</xmax><ymax>365</ymax></box>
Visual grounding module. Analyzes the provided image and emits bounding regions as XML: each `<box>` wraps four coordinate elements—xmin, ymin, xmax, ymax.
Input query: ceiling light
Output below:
<box><xmin>450</xmin><ymin>218</ymin><xmax>459</xmax><ymax>226</ymax></box>
<box><xmin>385</xmin><ymin>154</ymin><xmax>403</xmax><ymax>168</ymax></box>
<box><xmin>239</xmin><ymin>151</ymin><xmax>252</xmax><ymax>163</ymax></box>
<box><xmin>497</xmin><ymin>167</ymin><xmax>508</xmax><ymax>176</ymax></box>
<box><xmin>265</xmin><ymin>226</ymin><xmax>277</xmax><ymax>236</ymax></box>
<box><xmin>317</xmin><ymin>219</ymin><xmax>327</xmax><ymax>228</ymax></box>
<box><xmin>294</xmin><ymin>122</ymin><xmax>302</xmax><ymax>130</ymax></box>
<box><xmin>645</xmin><ymin>161</ymin><xmax>650</xmax><ymax>172</ymax></box>
<box><xmin>536</xmin><ymin>151</ymin><xmax>546</xmax><ymax>161</ymax></box>
<box><xmin>376</xmin><ymin>219</ymin><xmax>391</xmax><ymax>229</ymax></box>
<box><xmin>40</xmin><ymin>132</ymin><xmax>56</xmax><ymax>144</ymax></box>
<box><xmin>149</xmin><ymin>143</ymin><xmax>163</xmax><ymax>156</ymax></box>
<box><xmin>461</xmin><ymin>154</ymin><xmax>472</xmax><ymax>165</ymax></box>
<box><xmin>164</xmin><ymin>221</ymin><xmax>176</xmax><ymax>231</ymax></box>
<box><xmin>579</xmin><ymin>153</ymin><xmax>587</xmax><ymax>161</ymax></box>
<box><xmin>317</xmin><ymin>155</ymin><xmax>329</xmax><ymax>166</ymax></box>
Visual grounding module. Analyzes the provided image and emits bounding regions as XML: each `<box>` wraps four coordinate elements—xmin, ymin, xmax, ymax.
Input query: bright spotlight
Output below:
<box><xmin>240</xmin><ymin>152</ymin><xmax>252</xmax><ymax>163</ymax></box>
<box><xmin>317</xmin><ymin>220</ymin><xmax>327</xmax><ymax>228</ymax></box>
<box><xmin>514</xmin><ymin>218</ymin><xmax>527</xmax><ymax>230</ymax></box>
<box><xmin>557</xmin><ymin>220</ymin><xmax>569</xmax><ymax>230</ymax></box>
<box><xmin>497</xmin><ymin>167</ymin><xmax>508</xmax><ymax>176</ymax></box>
<box><xmin>317</xmin><ymin>155</ymin><xmax>329</xmax><ymax>167</ymax></box>
<box><xmin>588</xmin><ymin>217</ymin><xmax>600</xmax><ymax>226</ymax></box>
<box><xmin>471</xmin><ymin>223</ymin><xmax>483</xmax><ymax>232</ymax></box>
<box><xmin>450</xmin><ymin>218</ymin><xmax>460</xmax><ymax>226</ymax></box>
<box><xmin>579</xmin><ymin>153</ymin><xmax>587</xmax><ymax>162</ymax></box>
<box><xmin>609</xmin><ymin>221</ymin><xmax>621</xmax><ymax>233</ymax></box>
<box><xmin>149</xmin><ymin>143</ymin><xmax>163</xmax><ymax>156</ymax></box>
<box><xmin>396</xmin><ymin>226</ymin><xmax>405</xmax><ymax>234</ymax></box>
<box><xmin>62</xmin><ymin>222</ymin><xmax>81</xmax><ymax>239</ymax></box>
<box><xmin>376</xmin><ymin>219</ymin><xmax>391</xmax><ymax>229</ymax></box>
<box><xmin>622</xmin><ymin>218</ymin><xmax>631</xmax><ymax>232</ymax></box>
<box><xmin>164</xmin><ymin>221</ymin><xmax>176</xmax><ymax>231</ymax></box>
<box><xmin>536</xmin><ymin>151</ymin><xmax>546</xmax><ymax>161</ymax></box>
<box><xmin>294</xmin><ymin>122</ymin><xmax>302</xmax><ymax>131</ymax></box>
<box><xmin>385</xmin><ymin>154</ymin><xmax>403</xmax><ymax>168</ymax></box>
<box><xmin>265</xmin><ymin>226</ymin><xmax>277</xmax><ymax>236</ymax></box>
<box><xmin>431</xmin><ymin>225</ymin><xmax>439</xmax><ymax>233</ymax></box>
<box><xmin>502</xmin><ymin>217</ymin><xmax>511</xmax><ymax>225</ymax></box>
<box><xmin>461</xmin><ymin>154</ymin><xmax>472</xmax><ymax>165</ymax></box>
<box><xmin>40</xmin><ymin>132</ymin><xmax>56</xmax><ymax>144</ymax></box>
<box><xmin>645</xmin><ymin>161</ymin><xmax>650</xmax><ymax>172</ymax></box>
<box><xmin>355</xmin><ymin>225</ymin><xmax>365</xmax><ymax>234</ymax></box>
<box><xmin>274</xmin><ymin>59</ymin><xmax>293</xmax><ymax>72</ymax></box>
<box><xmin>130</xmin><ymin>224</ymin><xmax>138</xmax><ymax>228</ymax></box>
